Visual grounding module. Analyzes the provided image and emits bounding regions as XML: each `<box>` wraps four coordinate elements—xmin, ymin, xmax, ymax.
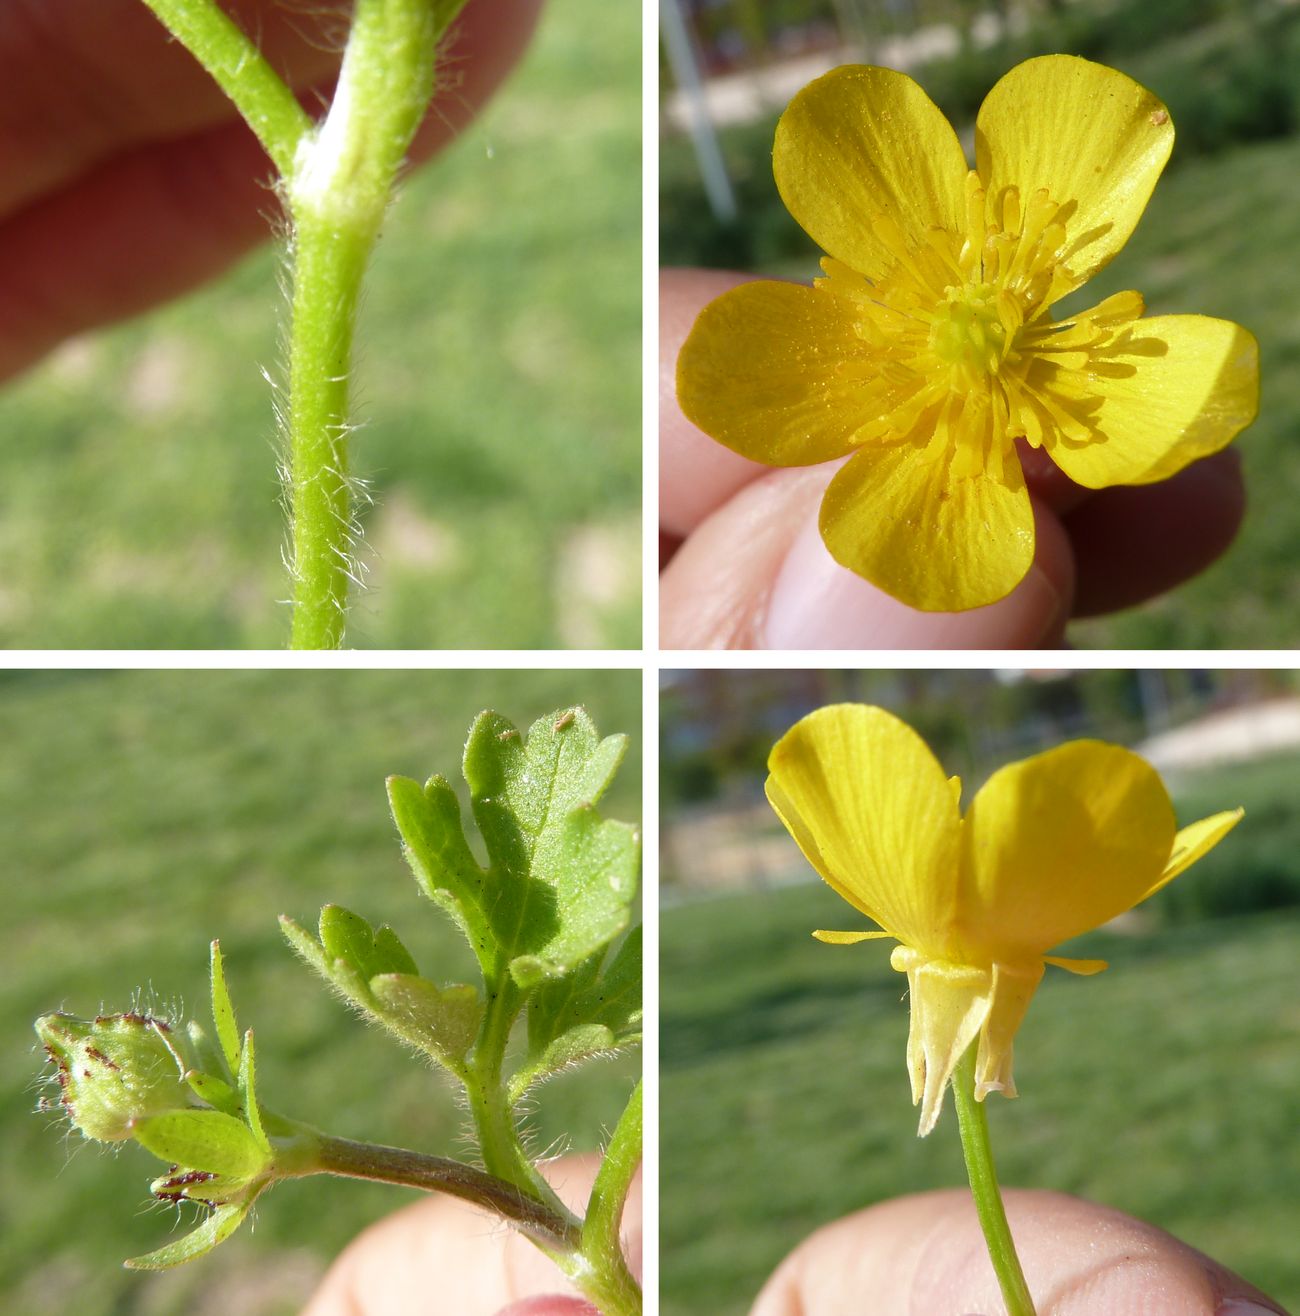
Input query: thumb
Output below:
<box><xmin>660</xmin><ymin>465</ymin><xmax>1073</xmax><ymax>650</ymax></box>
<box><xmin>750</xmin><ymin>1189</ymin><xmax>1285</xmax><ymax>1316</ymax></box>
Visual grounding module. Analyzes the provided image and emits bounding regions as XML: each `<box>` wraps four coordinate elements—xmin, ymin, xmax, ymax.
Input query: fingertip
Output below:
<box><xmin>1065</xmin><ymin>449</ymin><xmax>1245</xmax><ymax>617</ymax></box>
<box><xmin>494</xmin><ymin>1300</ymin><xmax>598</xmax><ymax>1316</ymax></box>
<box><xmin>752</xmin><ymin>1189</ymin><xmax>1286</xmax><ymax>1316</ymax></box>
<box><xmin>661</xmin><ymin>462</ymin><xmax>1076</xmax><ymax>651</ymax></box>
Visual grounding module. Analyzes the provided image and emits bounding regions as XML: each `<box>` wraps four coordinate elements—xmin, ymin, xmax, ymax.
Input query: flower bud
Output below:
<box><xmin>36</xmin><ymin>1012</ymin><xmax>193</xmax><ymax>1143</ymax></box>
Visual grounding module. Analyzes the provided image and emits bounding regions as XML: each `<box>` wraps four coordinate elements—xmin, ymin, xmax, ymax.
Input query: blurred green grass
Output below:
<box><xmin>0</xmin><ymin>669</ymin><xmax>641</xmax><ymax>1315</ymax></box>
<box><xmin>661</xmin><ymin>755</ymin><xmax>1300</xmax><ymax>1314</ymax></box>
<box><xmin>0</xmin><ymin>0</ymin><xmax>639</xmax><ymax>649</ymax></box>
<box><xmin>661</xmin><ymin>52</ymin><xmax>1300</xmax><ymax>647</ymax></box>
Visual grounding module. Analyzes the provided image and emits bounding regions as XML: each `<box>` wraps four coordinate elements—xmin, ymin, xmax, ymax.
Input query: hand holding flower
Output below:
<box><xmin>676</xmin><ymin>58</ymin><xmax>1258</xmax><ymax>615</ymax></box>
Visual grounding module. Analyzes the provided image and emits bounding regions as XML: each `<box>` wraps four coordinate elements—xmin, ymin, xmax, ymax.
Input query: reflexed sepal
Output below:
<box><xmin>124</xmin><ymin>1199</ymin><xmax>253</xmax><ymax>1271</ymax></box>
<box><xmin>185</xmin><ymin>1068</ymin><xmax>242</xmax><ymax>1117</ymax></box>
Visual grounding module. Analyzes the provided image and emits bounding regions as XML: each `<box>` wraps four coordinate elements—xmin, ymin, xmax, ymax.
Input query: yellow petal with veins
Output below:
<box><xmin>1033</xmin><ymin>316</ymin><xmax>1259</xmax><ymax>488</ymax></box>
<box><xmin>975</xmin><ymin>55</ymin><xmax>1173</xmax><ymax>295</ymax></box>
<box><xmin>766</xmin><ymin>705</ymin><xmax>961</xmax><ymax>951</ymax></box>
<box><xmin>1140</xmin><ymin>807</ymin><xmax>1244</xmax><ymax>902</ymax></box>
<box><xmin>819</xmin><ymin>424</ymin><xmax>1034</xmax><ymax>613</ymax></box>
<box><xmin>960</xmin><ymin>740</ymin><xmax>1175</xmax><ymax>960</ymax></box>
<box><xmin>774</xmin><ymin>64</ymin><xmax>969</xmax><ymax>283</ymax></box>
<box><xmin>675</xmin><ymin>280</ymin><xmax>885</xmax><ymax>466</ymax></box>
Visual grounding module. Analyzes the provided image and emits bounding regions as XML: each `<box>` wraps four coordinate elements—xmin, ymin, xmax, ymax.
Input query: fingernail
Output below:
<box><xmin>762</xmin><ymin>511</ymin><xmax>1064</xmax><ymax>650</ymax></box>
<box><xmin>1217</xmin><ymin>1301</ymin><xmax>1286</xmax><ymax>1315</ymax></box>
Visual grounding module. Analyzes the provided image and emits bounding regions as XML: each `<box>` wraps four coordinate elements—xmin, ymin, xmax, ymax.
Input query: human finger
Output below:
<box><xmin>301</xmin><ymin>1155</ymin><xmax>640</xmax><ymax>1316</ymax></box>
<box><xmin>660</xmin><ymin>462</ymin><xmax>1073</xmax><ymax>650</ymax></box>
<box><xmin>750</xmin><ymin>1188</ymin><xmax>1285</xmax><ymax>1316</ymax></box>
<box><xmin>0</xmin><ymin>0</ymin><xmax>542</xmax><ymax>381</ymax></box>
<box><xmin>0</xmin><ymin>0</ymin><xmax>339</xmax><ymax>218</ymax></box>
<box><xmin>1063</xmin><ymin>449</ymin><xmax>1245</xmax><ymax>617</ymax></box>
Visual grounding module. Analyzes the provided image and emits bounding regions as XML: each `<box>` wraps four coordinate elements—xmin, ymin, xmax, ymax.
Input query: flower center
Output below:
<box><xmin>928</xmin><ymin>283</ymin><xmax>1010</xmax><ymax>379</ymax></box>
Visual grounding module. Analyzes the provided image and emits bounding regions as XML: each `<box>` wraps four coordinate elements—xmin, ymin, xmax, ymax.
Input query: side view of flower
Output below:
<box><xmin>764</xmin><ymin>701</ymin><xmax>1242</xmax><ymax>1315</ymax></box>
<box><xmin>765</xmin><ymin>703</ymin><xmax>1241</xmax><ymax>1135</ymax></box>
<box><xmin>34</xmin><ymin>708</ymin><xmax>643</xmax><ymax>1316</ymax></box>
<box><xmin>677</xmin><ymin>56</ymin><xmax>1260</xmax><ymax>611</ymax></box>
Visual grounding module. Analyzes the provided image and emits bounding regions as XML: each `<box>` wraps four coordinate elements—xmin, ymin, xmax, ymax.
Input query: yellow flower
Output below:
<box><xmin>766</xmin><ymin>704</ymin><xmax>1241</xmax><ymax>1135</ymax></box>
<box><xmin>677</xmin><ymin>57</ymin><xmax>1259</xmax><ymax>611</ymax></box>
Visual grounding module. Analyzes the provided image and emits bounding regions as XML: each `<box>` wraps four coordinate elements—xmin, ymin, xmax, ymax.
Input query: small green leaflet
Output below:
<box><xmin>209</xmin><ymin>941</ymin><xmax>241</xmax><ymax>1077</ymax></box>
<box><xmin>280</xmin><ymin>906</ymin><xmax>481</xmax><ymax>1069</ymax></box>
<box><xmin>124</xmin><ymin>1200</ymin><xmax>251</xmax><ymax>1271</ymax></box>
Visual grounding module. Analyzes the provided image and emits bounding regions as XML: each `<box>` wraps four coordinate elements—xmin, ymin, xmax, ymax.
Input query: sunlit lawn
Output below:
<box><xmin>0</xmin><ymin>669</ymin><xmax>641</xmax><ymax>1315</ymax></box>
<box><xmin>0</xmin><ymin>0</ymin><xmax>639</xmax><ymax>649</ymax></box>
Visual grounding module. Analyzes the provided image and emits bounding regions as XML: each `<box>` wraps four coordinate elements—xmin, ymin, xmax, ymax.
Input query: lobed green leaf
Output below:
<box><xmin>462</xmin><ymin>707</ymin><xmax>639</xmax><ymax>978</ymax></box>
<box><xmin>319</xmin><ymin>904</ymin><xmax>419</xmax><ymax>980</ymax></box>
<box><xmin>387</xmin><ymin>773</ymin><xmax>496</xmax><ymax>977</ymax></box>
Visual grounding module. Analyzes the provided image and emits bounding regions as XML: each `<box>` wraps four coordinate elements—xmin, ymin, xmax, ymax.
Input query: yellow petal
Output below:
<box><xmin>676</xmin><ymin>280</ymin><xmax>885</xmax><ymax>466</ymax></box>
<box><xmin>976</xmin><ymin>56</ymin><xmax>1173</xmax><ymax>293</ymax></box>
<box><xmin>1139</xmin><ymin>807</ymin><xmax>1244</xmax><ymax>903</ymax></box>
<box><xmin>974</xmin><ymin>960</ymin><xmax>1044</xmax><ymax>1100</ymax></box>
<box><xmin>766</xmin><ymin>705</ymin><xmax>961</xmax><ymax>950</ymax></box>
<box><xmin>774</xmin><ymin>65</ymin><xmax>969</xmax><ymax>282</ymax></box>
<box><xmin>891</xmin><ymin>948</ymin><xmax>992</xmax><ymax>1137</ymax></box>
<box><xmin>960</xmin><ymin>740</ymin><xmax>1176</xmax><ymax>959</ymax></box>
<box><xmin>1032</xmin><ymin>316</ymin><xmax>1259</xmax><ymax>488</ymax></box>
<box><xmin>819</xmin><ymin>429</ymin><xmax>1034</xmax><ymax>612</ymax></box>
<box><xmin>1044</xmin><ymin>956</ymin><xmax>1109</xmax><ymax>975</ymax></box>
<box><xmin>812</xmin><ymin>929</ymin><xmax>894</xmax><ymax>944</ymax></box>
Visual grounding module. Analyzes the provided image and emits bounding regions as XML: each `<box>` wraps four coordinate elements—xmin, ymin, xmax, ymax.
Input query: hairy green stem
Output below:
<box><xmin>283</xmin><ymin>0</ymin><xmax>451</xmax><ymax>647</ymax></box>
<box><xmin>577</xmin><ymin>1081</ymin><xmax>643</xmax><ymax>1316</ymax></box>
<box><xmin>467</xmin><ymin>979</ymin><xmax>575</xmax><ymax>1223</ymax></box>
<box><xmin>140</xmin><ymin>0</ymin><xmax>472</xmax><ymax>646</ymax></box>
<box><xmin>463</xmin><ymin>983</ymin><xmax>641</xmax><ymax>1315</ymax></box>
<box><xmin>283</xmin><ymin>214</ymin><xmax>370</xmax><ymax>649</ymax></box>
<box><xmin>952</xmin><ymin>1048</ymin><xmax>1037</xmax><ymax>1316</ymax></box>
<box><xmin>138</xmin><ymin>0</ymin><xmax>311</xmax><ymax>175</ymax></box>
<box><xmin>307</xmin><ymin>1134</ymin><xmax>579</xmax><ymax>1249</ymax></box>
